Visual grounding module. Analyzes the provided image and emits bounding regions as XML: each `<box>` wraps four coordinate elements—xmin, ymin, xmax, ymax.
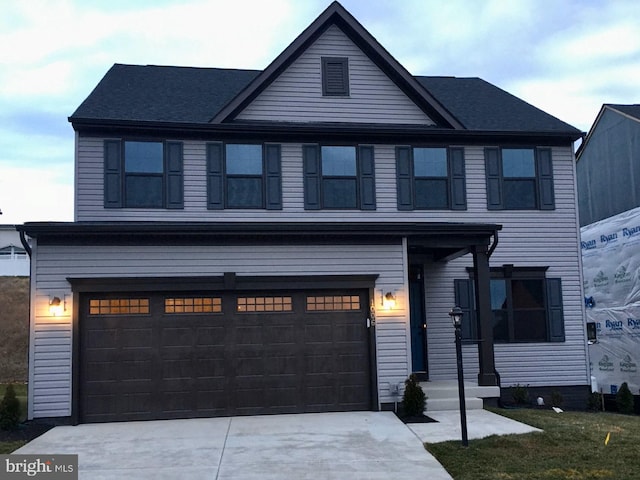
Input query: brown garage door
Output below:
<box><xmin>79</xmin><ymin>289</ymin><xmax>371</xmax><ymax>423</ymax></box>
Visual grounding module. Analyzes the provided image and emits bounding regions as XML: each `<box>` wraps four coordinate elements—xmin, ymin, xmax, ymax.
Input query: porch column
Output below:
<box><xmin>472</xmin><ymin>244</ymin><xmax>498</xmax><ymax>386</ymax></box>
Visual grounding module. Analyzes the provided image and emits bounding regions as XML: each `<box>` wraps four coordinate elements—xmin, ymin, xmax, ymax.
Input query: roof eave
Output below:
<box><xmin>69</xmin><ymin>117</ymin><xmax>582</xmax><ymax>144</ymax></box>
<box><xmin>18</xmin><ymin>221</ymin><xmax>501</xmax><ymax>241</ymax></box>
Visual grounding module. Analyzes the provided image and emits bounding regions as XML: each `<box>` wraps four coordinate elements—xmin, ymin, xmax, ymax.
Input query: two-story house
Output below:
<box><xmin>19</xmin><ymin>2</ymin><xmax>588</xmax><ymax>424</ymax></box>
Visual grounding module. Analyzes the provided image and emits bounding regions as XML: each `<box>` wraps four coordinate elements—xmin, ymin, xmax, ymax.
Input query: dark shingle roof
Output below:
<box><xmin>417</xmin><ymin>76</ymin><xmax>579</xmax><ymax>133</ymax></box>
<box><xmin>608</xmin><ymin>104</ymin><xmax>640</xmax><ymax>121</ymax></box>
<box><xmin>70</xmin><ymin>63</ymin><xmax>580</xmax><ymax>135</ymax></box>
<box><xmin>71</xmin><ymin>64</ymin><xmax>260</xmax><ymax>123</ymax></box>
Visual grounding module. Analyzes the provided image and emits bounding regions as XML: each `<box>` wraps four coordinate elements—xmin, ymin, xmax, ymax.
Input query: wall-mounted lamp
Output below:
<box><xmin>381</xmin><ymin>291</ymin><xmax>396</xmax><ymax>310</ymax></box>
<box><xmin>49</xmin><ymin>295</ymin><xmax>66</xmax><ymax>316</ymax></box>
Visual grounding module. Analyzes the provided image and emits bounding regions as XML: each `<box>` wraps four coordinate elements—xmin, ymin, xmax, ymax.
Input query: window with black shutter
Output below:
<box><xmin>455</xmin><ymin>266</ymin><xmax>565</xmax><ymax>343</ymax></box>
<box><xmin>103</xmin><ymin>139</ymin><xmax>183</xmax><ymax>209</ymax></box>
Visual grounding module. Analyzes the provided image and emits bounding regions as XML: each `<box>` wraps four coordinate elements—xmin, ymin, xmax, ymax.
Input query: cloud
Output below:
<box><xmin>0</xmin><ymin>165</ymin><xmax>74</xmax><ymax>224</ymax></box>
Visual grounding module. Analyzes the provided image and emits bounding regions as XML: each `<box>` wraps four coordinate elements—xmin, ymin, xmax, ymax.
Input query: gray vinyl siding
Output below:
<box><xmin>28</xmin><ymin>242</ymin><xmax>410</xmax><ymax>418</ymax></box>
<box><xmin>422</xmin><ymin>146</ymin><xmax>588</xmax><ymax>387</ymax></box>
<box><xmin>235</xmin><ymin>25</ymin><xmax>434</xmax><ymax>125</ymax></box>
<box><xmin>70</xmin><ymin>137</ymin><xmax>588</xmax><ymax>394</ymax></box>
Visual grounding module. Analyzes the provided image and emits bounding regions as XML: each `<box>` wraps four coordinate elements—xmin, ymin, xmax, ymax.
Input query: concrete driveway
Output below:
<box><xmin>15</xmin><ymin>412</ymin><xmax>453</xmax><ymax>479</ymax></box>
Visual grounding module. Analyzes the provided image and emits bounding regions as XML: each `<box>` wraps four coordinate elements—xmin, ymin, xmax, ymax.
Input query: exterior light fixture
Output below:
<box><xmin>49</xmin><ymin>296</ymin><xmax>66</xmax><ymax>316</ymax></box>
<box><xmin>382</xmin><ymin>291</ymin><xmax>396</xmax><ymax>310</ymax></box>
<box><xmin>449</xmin><ymin>305</ymin><xmax>468</xmax><ymax>447</ymax></box>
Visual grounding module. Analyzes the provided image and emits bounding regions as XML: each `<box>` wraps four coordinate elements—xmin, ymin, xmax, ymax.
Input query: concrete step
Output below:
<box><xmin>427</xmin><ymin>396</ymin><xmax>484</xmax><ymax>412</ymax></box>
<box><xmin>420</xmin><ymin>380</ymin><xmax>500</xmax><ymax>412</ymax></box>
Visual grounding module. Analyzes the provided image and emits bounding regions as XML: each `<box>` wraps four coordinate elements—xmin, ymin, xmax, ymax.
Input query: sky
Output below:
<box><xmin>0</xmin><ymin>0</ymin><xmax>638</xmax><ymax>224</ymax></box>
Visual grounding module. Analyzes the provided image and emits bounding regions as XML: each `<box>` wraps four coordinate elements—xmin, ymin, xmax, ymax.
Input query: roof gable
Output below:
<box><xmin>211</xmin><ymin>1</ymin><xmax>462</xmax><ymax>128</ymax></box>
<box><xmin>608</xmin><ymin>104</ymin><xmax>640</xmax><ymax>122</ymax></box>
<box><xmin>235</xmin><ymin>24</ymin><xmax>436</xmax><ymax>126</ymax></box>
<box><xmin>577</xmin><ymin>104</ymin><xmax>640</xmax><ymax>161</ymax></box>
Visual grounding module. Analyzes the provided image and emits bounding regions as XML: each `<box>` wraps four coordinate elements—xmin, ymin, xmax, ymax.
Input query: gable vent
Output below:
<box><xmin>322</xmin><ymin>57</ymin><xmax>349</xmax><ymax>96</ymax></box>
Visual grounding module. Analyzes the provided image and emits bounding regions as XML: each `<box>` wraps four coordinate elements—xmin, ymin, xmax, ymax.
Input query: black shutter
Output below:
<box><xmin>454</xmin><ymin>279</ymin><xmax>477</xmax><ymax>341</ymax></box>
<box><xmin>165</xmin><ymin>142</ymin><xmax>183</xmax><ymax>209</ymax></box>
<box><xmin>396</xmin><ymin>146</ymin><xmax>413</xmax><ymax>211</ymax></box>
<box><xmin>485</xmin><ymin>147</ymin><xmax>503</xmax><ymax>210</ymax></box>
<box><xmin>546</xmin><ymin>278</ymin><xmax>565</xmax><ymax>342</ymax></box>
<box><xmin>207</xmin><ymin>142</ymin><xmax>224</xmax><ymax>210</ymax></box>
<box><xmin>265</xmin><ymin>144</ymin><xmax>282</xmax><ymax>210</ymax></box>
<box><xmin>536</xmin><ymin>148</ymin><xmax>555</xmax><ymax>210</ymax></box>
<box><xmin>358</xmin><ymin>145</ymin><xmax>376</xmax><ymax>210</ymax></box>
<box><xmin>104</xmin><ymin>140</ymin><xmax>122</xmax><ymax>208</ymax></box>
<box><xmin>449</xmin><ymin>147</ymin><xmax>467</xmax><ymax>210</ymax></box>
<box><xmin>303</xmin><ymin>144</ymin><xmax>321</xmax><ymax>210</ymax></box>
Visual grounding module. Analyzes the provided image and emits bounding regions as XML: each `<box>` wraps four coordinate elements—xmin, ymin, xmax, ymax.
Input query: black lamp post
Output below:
<box><xmin>449</xmin><ymin>306</ymin><xmax>469</xmax><ymax>447</ymax></box>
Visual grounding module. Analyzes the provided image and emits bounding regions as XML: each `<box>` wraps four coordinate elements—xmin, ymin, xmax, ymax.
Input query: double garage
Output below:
<box><xmin>75</xmin><ymin>281</ymin><xmax>374</xmax><ymax>423</ymax></box>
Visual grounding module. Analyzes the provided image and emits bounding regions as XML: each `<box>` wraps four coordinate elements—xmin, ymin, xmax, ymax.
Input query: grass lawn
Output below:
<box><xmin>426</xmin><ymin>408</ymin><xmax>640</xmax><ymax>480</ymax></box>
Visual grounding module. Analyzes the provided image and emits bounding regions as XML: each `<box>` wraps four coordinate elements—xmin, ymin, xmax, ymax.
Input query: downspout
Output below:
<box><xmin>487</xmin><ymin>228</ymin><xmax>499</xmax><ymax>258</ymax></box>
<box><xmin>19</xmin><ymin>230</ymin><xmax>32</xmax><ymax>258</ymax></box>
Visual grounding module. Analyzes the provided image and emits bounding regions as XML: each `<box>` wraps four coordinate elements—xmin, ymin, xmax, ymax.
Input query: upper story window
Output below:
<box><xmin>396</xmin><ymin>146</ymin><xmax>467</xmax><ymax>211</ymax></box>
<box><xmin>124</xmin><ymin>141</ymin><xmax>164</xmax><ymax>208</ymax></box>
<box><xmin>455</xmin><ymin>266</ymin><xmax>565</xmax><ymax>344</ymax></box>
<box><xmin>303</xmin><ymin>144</ymin><xmax>375</xmax><ymax>210</ymax></box>
<box><xmin>321</xmin><ymin>146</ymin><xmax>358</xmax><ymax>208</ymax></box>
<box><xmin>207</xmin><ymin>142</ymin><xmax>282</xmax><ymax>210</ymax></box>
<box><xmin>322</xmin><ymin>57</ymin><xmax>349</xmax><ymax>96</ymax></box>
<box><xmin>225</xmin><ymin>144</ymin><xmax>264</xmax><ymax>208</ymax></box>
<box><xmin>103</xmin><ymin>139</ymin><xmax>183</xmax><ymax>209</ymax></box>
<box><xmin>485</xmin><ymin>147</ymin><xmax>555</xmax><ymax>210</ymax></box>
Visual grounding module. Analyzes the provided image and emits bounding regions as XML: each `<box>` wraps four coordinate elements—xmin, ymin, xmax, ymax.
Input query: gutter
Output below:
<box><xmin>487</xmin><ymin>228</ymin><xmax>499</xmax><ymax>258</ymax></box>
<box><xmin>19</xmin><ymin>229</ymin><xmax>32</xmax><ymax>258</ymax></box>
<box><xmin>68</xmin><ymin>118</ymin><xmax>584</xmax><ymax>143</ymax></box>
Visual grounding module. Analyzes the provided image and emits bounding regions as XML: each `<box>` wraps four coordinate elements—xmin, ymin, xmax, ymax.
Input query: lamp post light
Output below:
<box><xmin>449</xmin><ymin>306</ymin><xmax>469</xmax><ymax>447</ymax></box>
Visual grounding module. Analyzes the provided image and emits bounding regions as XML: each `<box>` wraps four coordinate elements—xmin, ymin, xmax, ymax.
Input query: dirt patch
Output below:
<box><xmin>0</xmin><ymin>277</ymin><xmax>29</xmax><ymax>383</ymax></box>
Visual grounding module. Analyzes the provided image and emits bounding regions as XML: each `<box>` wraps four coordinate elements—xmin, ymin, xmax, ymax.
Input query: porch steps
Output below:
<box><xmin>420</xmin><ymin>380</ymin><xmax>500</xmax><ymax>412</ymax></box>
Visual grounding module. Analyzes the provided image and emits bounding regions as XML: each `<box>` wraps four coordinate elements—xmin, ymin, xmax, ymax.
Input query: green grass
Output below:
<box><xmin>426</xmin><ymin>408</ymin><xmax>640</xmax><ymax>480</ymax></box>
<box><xmin>0</xmin><ymin>441</ymin><xmax>26</xmax><ymax>454</ymax></box>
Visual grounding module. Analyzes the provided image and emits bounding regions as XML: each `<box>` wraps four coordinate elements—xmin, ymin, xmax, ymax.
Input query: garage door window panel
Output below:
<box><xmin>306</xmin><ymin>295</ymin><xmax>361</xmax><ymax>311</ymax></box>
<box><xmin>236</xmin><ymin>296</ymin><xmax>293</xmax><ymax>312</ymax></box>
<box><xmin>89</xmin><ymin>298</ymin><xmax>150</xmax><ymax>315</ymax></box>
<box><xmin>165</xmin><ymin>297</ymin><xmax>222</xmax><ymax>314</ymax></box>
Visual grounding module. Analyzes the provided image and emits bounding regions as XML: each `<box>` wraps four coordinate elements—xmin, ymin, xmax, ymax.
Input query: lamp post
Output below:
<box><xmin>449</xmin><ymin>306</ymin><xmax>469</xmax><ymax>447</ymax></box>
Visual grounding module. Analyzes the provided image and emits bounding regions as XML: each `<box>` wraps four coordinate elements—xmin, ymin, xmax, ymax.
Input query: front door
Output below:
<box><xmin>409</xmin><ymin>265</ymin><xmax>428</xmax><ymax>378</ymax></box>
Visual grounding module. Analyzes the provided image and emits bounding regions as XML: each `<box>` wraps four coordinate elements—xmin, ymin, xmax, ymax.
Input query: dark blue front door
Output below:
<box><xmin>409</xmin><ymin>265</ymin><xmax>428</xmax><ymax>376</ymax></box>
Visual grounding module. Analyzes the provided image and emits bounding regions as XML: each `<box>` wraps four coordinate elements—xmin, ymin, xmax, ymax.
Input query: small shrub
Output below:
<box><xmin>616</xmin><ymin>382</ymin><xmax>634</xmax><ymax>414</ymax></box>
<box><xmin>551</xmin><ymin>390</ymin><xmax>564</xmax><ymax>408</ymax></box>
<box><xmin>0</xmin><ymin>384</ymin><xmax>21</xmax><ymax>430</ymax></box>
<box><xmin>587</xmin><ymin>391</ymin><xmax>603</xmax><ymax>412</ymax></box>
<box><xmin>403</xmin><ymin>374</ymin><xmax>426</xmax><ymax>417</ymax></box>
<box><xmin>512</xmin><ymin>384</ymin><xmax>530</xmax><ymax>406</ymax></box>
